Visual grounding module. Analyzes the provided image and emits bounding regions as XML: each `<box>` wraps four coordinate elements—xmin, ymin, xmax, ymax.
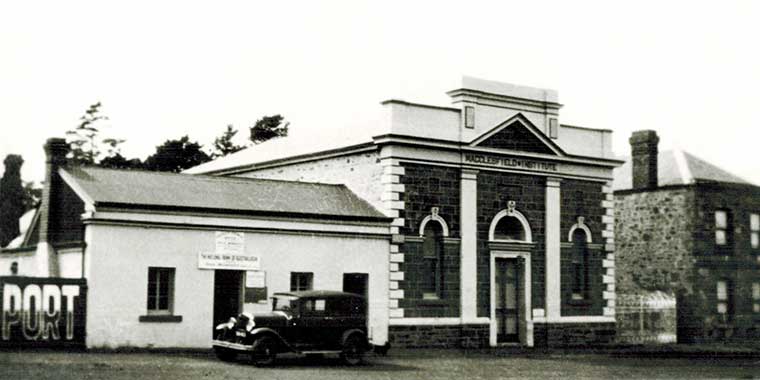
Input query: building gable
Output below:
<box><xmin>470</xmin><ymin>114</ymin><xmax>564</xmax><ymax>156</ymax></box>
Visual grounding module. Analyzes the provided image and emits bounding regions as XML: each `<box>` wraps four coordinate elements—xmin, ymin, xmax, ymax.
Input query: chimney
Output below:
<box><xmin>629</xmin><ymin>130</ymin><xmax>659</xmax><ymax>190</ymax></box>
<box><xmin>38</xmin><ymin>138</ymin><xmax>69</xmax><ymax>254</ymax></box>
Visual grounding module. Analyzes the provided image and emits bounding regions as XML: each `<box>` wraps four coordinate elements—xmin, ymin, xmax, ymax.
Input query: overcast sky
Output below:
<box><xmin>1</xmin><ymin>1</ymin><xmax>758</xmax><ymax>185</ymax></box>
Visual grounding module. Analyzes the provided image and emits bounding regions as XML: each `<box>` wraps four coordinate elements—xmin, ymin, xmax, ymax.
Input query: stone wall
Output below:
<box><xmin>560</xmin><ymin>179</ymin><xmax>608</xmax><ymax>316</ymax></box>
<box><xmin>389</xmin><ymin>324</ymin><xmax>489</xmax><ymax>348</ymax></box>
<box><xmin>399</xmin><ymin>164</ymin><xmax>461</xmax><ymax>237</ymax></box>
<box><xmin>399</xmin><ymin>239</ymin><xmax>460</xmax><ymax>317</ymax></box>
<box><xmin>236</xmin><ymin>151</ymin><xmax>384</xmax><ymax>214</ymax></box>
<box><xmin>533</xmin><ymin>322</ymin><xmax>616</xmax><ymax>347</ymax></box>
<box><xmin>614</xmin><ymin>187</ymin><xmax>696</xmax><ymax>296</ymax></box>
<box><xmin>685</xmin><ymin>183</ymin><xmax>760</xmax><ymax>342</ymax></box>
<box><xmin>397</xmin><ymin>163</ymin><xmax>462</xmax><ymax>317</ymax></box>
<box><xmin>616</xmin><ymin>184</ymin><xmax>760</xmax><ymax>343</ymax></box>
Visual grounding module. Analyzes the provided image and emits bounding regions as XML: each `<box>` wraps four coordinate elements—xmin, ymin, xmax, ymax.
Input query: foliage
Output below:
<box><xmin>249</xmin><ymin>114</ymin><xmax>289</xmax><ymax>144</ymax></box>
<box><xmin>143</xmin><ymin>136</ymin><xmax>212</xmax><ymax>172</ymax></box>
<box><xmin>0</xmin><ymin>155</ymin><xmax>26</xmax><ymax>247</ymax></box>
<box><xmin>212</xmin><ymin>125</ymin><xmax>246</xmax><ymax>158</ymax></box>
<box><xmin>66</xmin><ymin>102</ymin><xmax>125</xmax><ymax>164</ymax></box>
<box><xmin>99</xmin><ymin>154</ymin><xmax>144</xmax><ymax>170</ymax></box>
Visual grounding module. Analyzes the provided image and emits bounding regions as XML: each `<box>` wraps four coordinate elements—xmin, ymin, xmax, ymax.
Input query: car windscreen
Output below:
<box><xmin>272</xmin><ymin>295</ymin><xmax>299</xmax><ymax>312</ymax></box>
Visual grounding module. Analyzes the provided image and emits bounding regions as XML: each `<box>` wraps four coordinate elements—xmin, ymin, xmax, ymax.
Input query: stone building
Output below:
<box><xmin>187</xmin><ymin>76</ymin><xmax>622</xmax><ymax>347</ymax></box>
<box><xmin>614</xmin><ymin>130</ymin><xmax>760</xmax><ymax>342</ymax></box>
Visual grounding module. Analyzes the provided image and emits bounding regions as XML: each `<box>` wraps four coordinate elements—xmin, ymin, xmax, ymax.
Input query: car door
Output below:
<box><xmin>294</xmin><ymin>297</ymin><xmax>330</xmax><ymax>350</ymax></box>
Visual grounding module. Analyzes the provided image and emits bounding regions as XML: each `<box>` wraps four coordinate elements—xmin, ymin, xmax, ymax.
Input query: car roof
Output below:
<box><xmin>272</xmin><ymin>290</ymin><xmax>365</xmax><ymax>299</ymax></box>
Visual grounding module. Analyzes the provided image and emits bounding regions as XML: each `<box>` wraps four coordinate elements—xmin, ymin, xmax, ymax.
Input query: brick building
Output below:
<box><xmin>614</xmin><ymin>130</ymin><xmax>760</xmax><ymax>343</ymax></box>
<box><xmin>187</xmin><ymin>77</ymin><xmax>622</xmax><ymax>347</ymax></box>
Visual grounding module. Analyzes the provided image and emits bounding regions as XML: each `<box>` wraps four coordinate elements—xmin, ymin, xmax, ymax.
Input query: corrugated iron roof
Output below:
<box><xmin>61</xmin><ymin>166</ymin><xmax>387</xmax><ymax>220</ymax></box>
<box><xmin>613</xmin><ymin>150</ymin><xmax>752</xmax><ymax>190</ymax></box>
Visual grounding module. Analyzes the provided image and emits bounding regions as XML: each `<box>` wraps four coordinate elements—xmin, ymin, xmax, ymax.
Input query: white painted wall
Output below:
<box><xmin>85</xmin><ymin>223</ymin><xmax>389</xmax><ymax>349</ymax></box>
<box><xmin>58</xmin><ymin>248</ymin><xmax>82</xmax><ymax>278</ymax></box>
<box><xmin>384</xmin><ymin>101</ymin><xmax>461</xmax><ymax>141</ymax></box>
<box><xmin>381</xmin><ymin>101</ymin><xmax>612</xmax><ymax>159</ymax></box>
<box><xmin>0</xmin><ymin>249</ymin><xmax>39</xmax><ymax>276</ymax></box>
<box><xmin>236</xmin><ymin>151</ymin><xmax>385</xmax><ymax>215</ymax></box>
<box><xmin>557</xmin><ymin>126</ymin><xmax>614</xmax><ymax>159</ymax></box>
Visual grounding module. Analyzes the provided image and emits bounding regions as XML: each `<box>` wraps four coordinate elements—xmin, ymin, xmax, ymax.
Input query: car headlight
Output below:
<box><xmin>245</xmin><ymin>320</ymin><xmax>256</xmax><ymax>332</ymax></box>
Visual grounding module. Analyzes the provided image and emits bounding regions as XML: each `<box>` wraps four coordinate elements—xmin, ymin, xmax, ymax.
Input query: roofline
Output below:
<box><xmin>560</xmin><ymin>124</ymin><xmax>613</xmax><ymax>133</ymax></box>
<box><xmin>92</xmin><ymin>201</ymin><xmax>392</xmax><ymax>224</ymax></box>
<box><xmin>373</xmin><ymin>133</ymin><xmax>624</xmax><ymax>167</ymax></box>
<box><xmin>380</xmin><ymin>99</ymin><xmax>461</xmax><ymax>112</ymax></box>
<box><xmin>613</xmin><ymin>183</ymin><xmax>695</xmax><ymax>195</ymax></box>
<box><xmin>194</xmin><ymin>124</ymin><xmax>623</xmax><ymax>177</ymax></box>
<box><xmin>20</xmin><ymin>207</ymin><xmax>41</xmax><ymax>248</ymax></box>
<box><xmin>614</xmin><ymin>180</ymin><xmax>760</xmax><ymax>195</ymax></box>
<box><xmin>195</xmin><ymin>142</ymin><xmax>378</xmax><ymax>176</ymax></box>
<box><xmin>446</xmin><ymin>88</ymin><xmax>564</xmax><ymax>109</ymax></box>
<box><xmin>72</xmin><ymin>164</ymin><xmax>356</xmax><ymax>188</ymax></box>
<box><xmin>0</xmin><ymin>246</ymin><xmax>37</xmax><ymax>255</ymax></box>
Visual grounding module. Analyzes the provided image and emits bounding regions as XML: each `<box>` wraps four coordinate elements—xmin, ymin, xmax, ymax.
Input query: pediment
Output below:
<box><xmin>470</xmin><ymin>113</ymin><xmax>565</xmax><ymax>156</ymax></box>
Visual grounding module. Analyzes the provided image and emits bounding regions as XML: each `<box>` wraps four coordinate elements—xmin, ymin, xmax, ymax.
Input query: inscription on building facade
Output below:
<box><xmin>464</xmin><ymin>154</ymin><xmax>558</xmax><ymax>172</ymax></box>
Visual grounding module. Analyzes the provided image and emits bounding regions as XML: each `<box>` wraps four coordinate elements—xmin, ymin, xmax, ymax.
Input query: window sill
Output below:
<box><xmin>139</xmin><ymin>315</ymin><xmax>183</xmax><ymax>323</ymax></box>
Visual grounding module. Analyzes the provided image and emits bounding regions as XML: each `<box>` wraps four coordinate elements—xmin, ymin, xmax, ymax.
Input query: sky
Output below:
<box><xmin>1</xmin><ymin>1</ymin><xmax>759</xmax><ymax>185</ymax></box>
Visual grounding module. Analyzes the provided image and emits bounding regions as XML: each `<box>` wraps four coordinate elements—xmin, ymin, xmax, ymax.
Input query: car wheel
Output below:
<box><xmin>214</xmin><ymin>347</ymin><xmax>236</xmax><ymax>362</ymax></box>
<box><xmin>251</xmin><ymin>336</ymin><xmax>276</xmax><ymax>367</ymax></box>
<box><xmin>340</xmin><ymin>335</ymin><xmax>365</xmax><ymax>366</ymax></box>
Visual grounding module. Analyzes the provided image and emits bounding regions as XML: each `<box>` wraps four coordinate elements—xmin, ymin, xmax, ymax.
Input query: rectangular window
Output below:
<box><xmin>571</xmin><ymin>233</ymin><xmax>589</xmax><ymax>301</ymax></box>
<box><xmin>715</xmin><ymin>210</ymin><xmax>733</xmax><ymax>251</ymax></box>
<box><xmin>715</xmin><ymin>211</ymin><xmax>727</xmax><ymax>245</ymax></box>
<box><xmin>751</xmin><ymin>214</ymin><xmax>759</xmax><ymax>249</ymax></box>
<box><xmin>753</xmin><ymin>283</ymin><xmax>760</xmax><ymax>313</ymax></box>
<box><xmin>422</xmin><ymin>230</ymin><xmax>444</xmax><ymax>300</ymax></box>
<box><xmin>290</xmin><ymin>272</ymin><xmax>313</xmax><ymax>292</ymax></box>
<box><xmin>244</xmin><ymin>271</ymin><xmax>268</xmax><ymax>304</ymax></box>
<box><xmin>716</xmin><ymin>280</ymin><xmax>734</xmax><ymax>321</ymax></box>
<box><xmin>147</xmin><ymin>267</ymin><xmax>175</xmax><ymax>315</ymax></box>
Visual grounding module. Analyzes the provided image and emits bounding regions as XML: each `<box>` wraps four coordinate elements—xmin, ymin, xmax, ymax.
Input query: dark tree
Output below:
<box><xmin>143</xmin><ymin>136</ymin><xmax>212</xmax><ymax>172</ymax></box>
<box><xmin>249</xmin><ymin>115</ymin><xmax>289</xmax><ymax>144</ymax></box>
<box><xmin>99</xmin><ymin>153</ymin><xmax>144</xmax><ymax>170</ymax></box>
<box><xmin>66</xmin><ymin>102</ymin><xmax>125</xmax><ymax>164</ymax></box>
<box><xmin>0</xmin><ymin>155</ymin><xmax>26</xmax><ymax>247</ymax></box>
<box><xmin>212</xmin><ymin>125</ymin><xmax>246</xmax><ymax>158</ymax></box>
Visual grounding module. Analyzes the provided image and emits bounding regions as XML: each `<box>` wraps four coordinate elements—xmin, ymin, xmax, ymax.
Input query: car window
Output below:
<box><xmin>302</xmin><ymin>298</ymin><xmax>326</xmax><ymax>314</ymax></box>
<box><xmin>272</xmin><ymin>295</ymin><xmax>298</xmax><ymax>312</ymax></box>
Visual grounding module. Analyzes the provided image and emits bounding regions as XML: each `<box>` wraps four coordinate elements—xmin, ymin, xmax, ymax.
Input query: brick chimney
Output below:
<box><xmin>629</xmin><ymin>130</ymin><xmax>659</xmax><ymax>190</ymax></box>
<box><xmin>37</xmin><ymin>137</ymin><xmax>69</xmax><ymax>276</ymax></box>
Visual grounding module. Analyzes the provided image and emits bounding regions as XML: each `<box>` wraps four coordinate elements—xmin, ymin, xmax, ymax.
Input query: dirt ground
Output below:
<box><xmin>1</xmin><ymin>349</ymin><xmax>759</xmax><ymax>379</ymax></box>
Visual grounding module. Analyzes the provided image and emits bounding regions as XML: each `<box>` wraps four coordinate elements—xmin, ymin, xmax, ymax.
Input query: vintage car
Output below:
<box><xmin>212</xmin><ymin>290</ymin><xmax>377</xmax><ymax>366</ymax></box>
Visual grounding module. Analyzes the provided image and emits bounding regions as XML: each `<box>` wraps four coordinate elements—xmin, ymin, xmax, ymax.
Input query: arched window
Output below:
<box><xmin>488</xmin><ymin>208</ymin><xmax>532</xmax><ymax>243</ymax></box>
<box><xmin>571</xmin><ymin>229</ymin><xmax>589</xmax><ymax>300</ymax></box>
<box><xmin>421</xmin><ymin>220</ymin><xmax>444</xmax><ymax>299</ymax></box>
<box><xmin>494</xmin><ymin>216</ymin><xmax>526</xmax><ymax>241</ymax></box>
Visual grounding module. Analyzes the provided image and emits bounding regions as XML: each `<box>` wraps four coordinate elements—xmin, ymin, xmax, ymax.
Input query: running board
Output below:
<box><xmin>213</xmin><ymin>340</ymin><xmax>341</xmax><ymax>355</ymax></box>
